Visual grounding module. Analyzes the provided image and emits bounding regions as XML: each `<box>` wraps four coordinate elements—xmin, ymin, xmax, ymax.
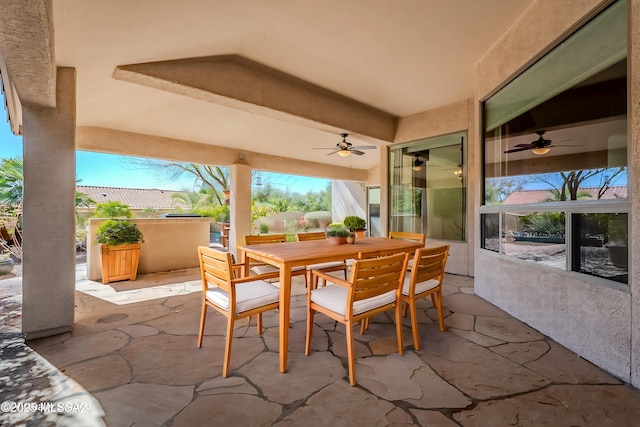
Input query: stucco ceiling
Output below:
<box><xmin>51</xmin><ymin>0</ymin><xmax>534</xmax><ymax>173</ymax></box>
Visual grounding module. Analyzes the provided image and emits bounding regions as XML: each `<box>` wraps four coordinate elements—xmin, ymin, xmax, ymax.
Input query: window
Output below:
<box><xmin>481</xmin><ymin>0</ymin><xmax>628</xmax><ymax>288</ymax></box>
<box><xmin>389</xmin><ymin>132</ymin><xmax>466</xmax><ymax>241</ymax></box>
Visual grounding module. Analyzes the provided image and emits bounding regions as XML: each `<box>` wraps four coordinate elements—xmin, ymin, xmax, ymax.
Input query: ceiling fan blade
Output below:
<box><xmin>313</xmin><ymin>147</ymin><xmax>338</xmax><ymax>150</ymax></box>
<box><xmin>350</xmin><ymin>145</ymin><xmax>377</xmax><ymax>150</ymax></box>
<box><xmin>325</xmin><ymin>150</ymin><xmax>341</xmax><ymax>156</ymax></box>
<box><xmin>504</xmin><ymin>146</ymin><xmax>533</xmax><ymax>153</ymax></box>
<box><xmin>514</xmin><ymin>143</ymin><xmax>534</xmax><ymax>148</ymax></box>
<box><xmin>350</xmin><ymin>149</ymin><xmax>366</xmax><ymax>155</ymax></box>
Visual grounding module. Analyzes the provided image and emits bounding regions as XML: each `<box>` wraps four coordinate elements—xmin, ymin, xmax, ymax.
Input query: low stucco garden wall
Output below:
<box><xmin>87</xmin><ymin>218</ymin><xmax>211</xmax><ymax>281</ymax></box>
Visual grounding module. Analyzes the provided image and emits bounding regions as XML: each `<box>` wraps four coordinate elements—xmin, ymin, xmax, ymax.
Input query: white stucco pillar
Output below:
<box><xmin>228</xmin><ymin>163</ymin><xmax>252</xmax><ymax>260</ymax></box>
<box><xmin>21</xmin><ymin>67</ymin><xmax>77</xmax><ymax>339</ymax></box>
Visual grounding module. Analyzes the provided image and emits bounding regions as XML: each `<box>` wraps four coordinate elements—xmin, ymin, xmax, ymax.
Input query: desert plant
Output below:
<box><xmin>343</xmin><ymin>215</ymin><xmax>366</xmax><ymax>231</ymax></box>
<box><xmin>0</xmin><ymin>204</ymin><xmax>22</xmax><ymax>260</ymax></box>
<box><xmin>94</xmin><ymin>201</ymin><xmax>132</xmax><ymax>218</ymax></box>
<box><xmin>95</xmin><ymin>219</ymin><xmax>144</xmax><ymax>246</ymax></box>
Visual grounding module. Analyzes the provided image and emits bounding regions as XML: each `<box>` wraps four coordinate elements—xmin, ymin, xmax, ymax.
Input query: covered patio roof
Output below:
<box><xmin>0</xmin><ymin>0</ymin><xmax>533</xmax><ymax>177</ymax></box>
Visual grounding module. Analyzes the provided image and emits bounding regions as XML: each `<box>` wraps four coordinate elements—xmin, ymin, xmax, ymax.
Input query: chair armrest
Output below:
<box><xmin>231</xmin><ymin>270</ymin><xmax>281</xmax><ymax>284</ymax></box>
<box><xmin>310</xmin><ymin>269</ymin><xmax>351</xmax><ymax>289</ymax></box>
<box><xmin>230</xmin><ymin>263</ymin><xmax>244</xmax><ymax>278</ymax></box>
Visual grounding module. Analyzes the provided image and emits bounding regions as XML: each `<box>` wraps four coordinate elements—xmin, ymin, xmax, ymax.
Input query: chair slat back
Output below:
<box><xmin>198</xmin><ymin>246</ymin><xmax>233</xmax><ymax>293</ymax></box>
<box><xmin>296</xmin><ymin>231</ymin><xmax>327</xmax><ymax>241</ymax></box>
<box><xmin>388</xmin><ymin>231</ymin><xmax>426</xmax><ymax>245</ymax></box>
<box><xmin>244</xmin><ymin>234</ymin><xmax>287</xmax><ymax>245</ymax></box>
<box><xmin>243</xmin><ymin>234</ymin><xmax>287</xmax><ymax>267</ymax></box>
<box><xmin>349</xmin><ymin>252</ymin><xmax>408</xmax><ymax>303</ymax></box>
<box><xmin>410</xmin><ymin>245</ymin><xmax>449</xmax><ymax>292</ymax></box>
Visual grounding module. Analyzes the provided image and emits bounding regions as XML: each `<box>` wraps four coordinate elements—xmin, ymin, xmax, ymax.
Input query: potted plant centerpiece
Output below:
<box><xmin>327</xmin><ymin>223</ymin><xmax>350</xmax><ymax>245</ymax></box>
<box><xmin>343</xmin><ymin>215</ymin><xmax>367</xmax><ymax>238</ymax></box>
<box><xmin>96</xmin><ymin>219</ymin><xmax>144</xmax><ymax>284</ymax></box>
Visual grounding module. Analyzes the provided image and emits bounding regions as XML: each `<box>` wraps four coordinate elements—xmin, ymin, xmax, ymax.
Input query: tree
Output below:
<box><xmin>126</xmin><ymin>158</ymin><xmax>229</xmax><ymax>204</ymax></box>
<box><xmin>484</xmin><ymin>177</ymin><xmax>524</xmax><ymax>204</ymax></box>
<box><xmin>94</xmin><ymin>201</ymin><xmax>132</xmax><ymax>218</ymax></box>
<box><xmin>534</xmin><ymin>167</ymin><xmax>626</xmax><ymax>201</ymax></box>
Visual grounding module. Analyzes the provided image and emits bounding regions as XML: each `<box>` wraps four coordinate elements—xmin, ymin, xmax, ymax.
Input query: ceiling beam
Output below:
<box><xmin>76</xmin><ymin>126</ymin><xmax>368</xmax><ymax>182</ymax></box>
<box><xmin>113</xmin><ymin>55</ymin><xmax>397</xmax><ymax>143</ymax></box>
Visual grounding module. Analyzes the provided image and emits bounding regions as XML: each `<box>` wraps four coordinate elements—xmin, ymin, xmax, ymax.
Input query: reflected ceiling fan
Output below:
<box><xmin>313</xmin><ymin>133</ymin><xmax>377</xmax><ymax>157</ymax></box>
<box><xmin>504</xmin><ymin>130</ymin><xmax>573</xmax><ymax>155</ymax></box>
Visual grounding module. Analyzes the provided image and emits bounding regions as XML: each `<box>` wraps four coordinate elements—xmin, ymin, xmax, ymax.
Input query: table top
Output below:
<box><xmin>239</xmin><ymin>237</ymin><xmax>422</xmax><ymax>266</ymax></box>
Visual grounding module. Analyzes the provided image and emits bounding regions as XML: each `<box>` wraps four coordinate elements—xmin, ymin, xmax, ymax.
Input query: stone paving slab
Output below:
<box><xmin>4</xmin><ymin>269</ymin><xmax>640</xmax><ymax>426</ymax></box>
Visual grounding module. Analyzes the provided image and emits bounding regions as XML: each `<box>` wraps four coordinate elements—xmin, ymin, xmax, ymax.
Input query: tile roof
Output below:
<box><xmin>77</xmin><ymin>186</ymin><xmax>188</xmax><ymax>210</ymax></box>
<box><xmin>502</xmin><ymin>186</ymin><xmax>627</xmax><ymax>204</ymax></box>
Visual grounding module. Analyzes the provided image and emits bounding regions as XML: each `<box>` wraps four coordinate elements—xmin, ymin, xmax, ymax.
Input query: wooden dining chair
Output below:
<box><xmin>305</xmin><ymin>252</ymin><xmax>409</xmax><ymax>386</ymax></box>
<box><xmin>242</xmin><ymin>234</ymin><xmax>307</xmax><ymax>282</ymax></box>
<box><xmin>401</xmin><ymin>245</ymin><xmax>450</xmax><ymax>350</ymax></box>
<box><xmin>388</xmin><ymin>231</ymin><xmax>426</xmax><ymax>268</ymax></box>
<box><xmin>197</xmin><ymin>246</ymin><xmax>281</xmax><ymax>377</ymax></box>
<box><xmin>388</xmin><ymin>231</ymin><xmax>427</xmax><ymax>245</ymax></box>
<box><xmin>296</xmin><ymin>231</ymin><xmax>348</xmax><ymax>286</ymax></box>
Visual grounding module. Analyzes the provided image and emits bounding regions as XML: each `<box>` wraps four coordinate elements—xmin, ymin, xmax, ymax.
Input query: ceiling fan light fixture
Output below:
<box><xmin>532</xmin><ymin>147</ymin><xmax>550</xmax><ymax>155</ymax></box>
<box><xmin>412</xmin><ymin>164</ymin><xmax>422</xmax><ymax>172</ymax></box>
<box><xmin>338</xmin><ymin>149</ymin><xmax>351</xmax><ymax>157</ymax></box>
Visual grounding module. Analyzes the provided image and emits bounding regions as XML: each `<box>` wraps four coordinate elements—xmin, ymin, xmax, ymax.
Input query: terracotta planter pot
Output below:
<box><xmin>354</xmin><ymin>230</ymin><xmax>366</xmax><ymax>238</ymax></box>
<box><xmin>100</xmin><ymin>243</ymin><xmax>141</xmax><ymax>284</ymax></box>
<box><xmin>328</xmin><ymin>237</ymin><xmax>347</xmax><ymax>245</ymax></box>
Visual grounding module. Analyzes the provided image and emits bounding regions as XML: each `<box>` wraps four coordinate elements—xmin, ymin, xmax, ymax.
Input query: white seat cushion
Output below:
<box><xmin>310</xmin><ymin>285</ymin><xmax>396</xmax><ymax>316</ymax></box>
<box><xmin>250</xmin><ymin>265</ymin><xmax>306</xmax><ymax>276</ymax></box>
<box><xmin>206</xmin><ymin>280</ymin><xmax>279</xmax><ymax>314</ymax></box>
<box><xmin>307</xmin><ymin>261</ymin><xmax>346</xmax><ymax>270</ymax></box>
<box><xmin>250</xmin><ymin>265</ymin><xmax>280</xmax><ymax>276</ymax></box>
<box><xmin>401</xmin><ymin>276</ymin><xmax>440</xmax><ymax>296</ymax></box>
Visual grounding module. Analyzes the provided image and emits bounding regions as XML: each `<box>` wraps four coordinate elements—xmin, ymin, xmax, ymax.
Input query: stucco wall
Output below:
<box><xmin>474</xmin><ymin>0</ymin><xmax>638</xmax><ymax>386</ymax></box>
<box><xmin>476</xmin><ymin>252</ymin><xmax>631</xmax><ymax>381</ymax></box>
<box><xmin>87</xmin><ymin>218</ymin><xmax>210</xmax><ymax>281</ymax></box>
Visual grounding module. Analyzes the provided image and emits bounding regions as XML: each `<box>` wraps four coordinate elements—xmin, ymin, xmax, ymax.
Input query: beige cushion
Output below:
<box><xmin>250</xmin><ymin>265</ymin><xmax>306</xmax><ymax>276</ymax></box>
<box><xmin>310</xmin><ymin>285</ymin><xmax>396</xmax><ymax>316</ymax></box>
<box><xmin>401</xmin><ymin>275</ymin><xmax>439</xmax><ymax>296</ymax></box>
<box><xmin>306</xmin><ymin>261</ymin><xmax>346</xmax><ymax>270</ymax></box>
<box><xmin>250</xmin><ymin>265</ymin><xmax>280</xmax><ymax>276</ymax></box>
<box><xmin>206</xmin><ymin>280</ymin><xmax>279</xmax><ymax>314</ymax></box>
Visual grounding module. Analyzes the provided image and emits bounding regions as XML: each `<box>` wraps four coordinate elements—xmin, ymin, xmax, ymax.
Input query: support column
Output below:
<box><xmin>629</xmin><ymin>0</ymin><xmax>640</xmax><ymax>389</ymax></box>
<box><xmin>228</xmin><ymin>163</ymin><xmax>252</xmax><ymax>260</ymax></box>
<box><xmin>21</xmin><ymin>67</ymin><xmax>77</xmax><ymax>339</ymax></box>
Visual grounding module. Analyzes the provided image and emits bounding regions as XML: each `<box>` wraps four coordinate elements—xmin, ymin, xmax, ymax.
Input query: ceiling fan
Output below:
<box><xmin>313</xmin><ymin>133</ymin><xmax>377</xmax><ymax>157</ymax></box>
<box><xmin>504</xmin><ymin>130</ymin><xmax>573</xmax><ymax>155</ymax></box>
<box><xmin>412</xmin><ymin>155</ymin><xmax>425</xmax><ymax>171</ymax></box>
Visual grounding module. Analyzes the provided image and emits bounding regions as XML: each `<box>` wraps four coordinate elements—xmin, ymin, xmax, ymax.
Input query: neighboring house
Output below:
<box><xmin>502</xmin><ymin>186</ymin><xmax>628</xmax><ymax>205</ymax></box>
<box><xmin>76</xmin><ymin>185</ymin><xmax>189</xmax><ymax>218</ymax></box>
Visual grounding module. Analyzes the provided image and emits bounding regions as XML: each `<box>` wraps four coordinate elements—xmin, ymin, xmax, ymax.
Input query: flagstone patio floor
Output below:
<box><xmin>2</xmin><ymin>263</ymin><xmax>640</xmax><ymax>426</ymax></box>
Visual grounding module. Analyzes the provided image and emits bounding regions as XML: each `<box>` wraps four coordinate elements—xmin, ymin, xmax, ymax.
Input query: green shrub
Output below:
<box><xmin>94</xmin><ymin>201</ymin><xmax>132</xmax><ymax>218</ymax></box>
<box><xmin>343</xmin><ymin>216</ymin><xmax>366</xmax><ymax>231</ymax></box>
<box><xmin>259</xmin><ymin>222</ymin><xmax>270</xmax><ymax>234</ymax></box>
<box><xmin>96</xmin><ymin>219</ymin><xmax>144</xmax><ymax>246</ymax></box>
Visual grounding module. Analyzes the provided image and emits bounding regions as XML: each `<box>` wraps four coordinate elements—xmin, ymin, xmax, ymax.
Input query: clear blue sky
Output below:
<box><xmin>0</xmin><ymin>119</ymin><xmax>329</xmax><ymax>193</ymax></box>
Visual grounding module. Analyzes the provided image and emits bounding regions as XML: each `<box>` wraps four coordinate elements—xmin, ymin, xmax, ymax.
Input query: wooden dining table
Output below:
<box><xmin>238</xmin><ymin>236</ymin><xmax>424</xmax><ymax>373</ymax></box>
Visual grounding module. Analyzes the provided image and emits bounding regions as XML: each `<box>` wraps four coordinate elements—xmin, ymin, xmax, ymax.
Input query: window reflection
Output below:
<box><xmin>389</xmin><ymin>133</ymin><xmax>466</xmax><ymax>241</ymax></box>
<box><xmin>572</xmin><ymin>213</ymin><xmax>628</xmax><ymax>284</ymax></box>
